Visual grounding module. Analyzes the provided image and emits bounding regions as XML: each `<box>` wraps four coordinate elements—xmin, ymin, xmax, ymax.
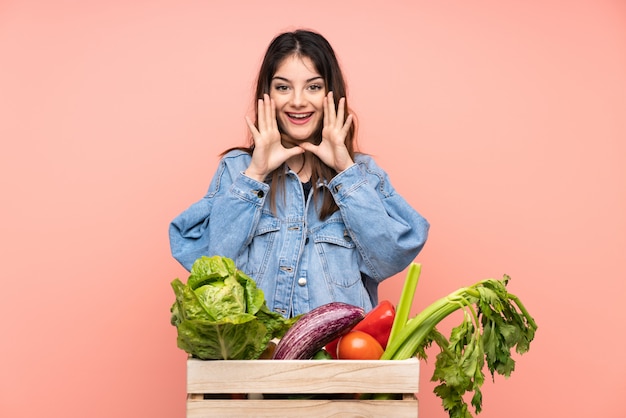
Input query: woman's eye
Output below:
<box><xmin>309</xmin><ymin>84</ymin><xmax>323</xmax><ymax>91</ymax></box>
<box><xmin>274</xmin><ymin>85</ymin><xmax>289</xmax><ymax>91</ymax></box>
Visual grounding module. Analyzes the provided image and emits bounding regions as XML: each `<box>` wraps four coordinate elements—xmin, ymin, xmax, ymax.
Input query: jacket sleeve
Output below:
<box><xmin>168</xmin><ymin>154</ymin><xmax>270</xmax><ymax>271</ymax></box>
<box><xmin>327</xmin><ymin>156</ymin><xmax>429</xmax><ymax>282</ymax></box>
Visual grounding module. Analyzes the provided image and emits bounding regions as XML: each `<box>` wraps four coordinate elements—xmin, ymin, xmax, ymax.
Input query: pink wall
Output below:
<box><xmin>1</xmin><ymin>1</ymin><xmax>624</xmax><ymax>417</ymax></box>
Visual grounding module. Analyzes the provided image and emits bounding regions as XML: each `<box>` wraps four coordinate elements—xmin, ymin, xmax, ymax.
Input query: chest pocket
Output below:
<box><xmin>313</xmin><ymin>220</ymin><xmax>361</xmax><ymax>287</ymax></box>
<box><xmin>247</xmin><ymin>214</ymin><xmax>281</xmax><ymax>284</ymax></box>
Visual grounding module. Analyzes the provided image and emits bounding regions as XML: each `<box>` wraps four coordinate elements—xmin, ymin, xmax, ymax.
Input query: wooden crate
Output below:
<box><xmin>187</xmin><ymin>357</ymin><xmax>419</xmax><ymax>417</ymax></box>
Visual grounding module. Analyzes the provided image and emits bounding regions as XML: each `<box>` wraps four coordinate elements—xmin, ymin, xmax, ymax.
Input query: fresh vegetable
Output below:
<box><xmin>312</xmin><ymin>349</ymin><xmax>333</xmax><ymax>360</ymax></box>
<box><xmin>387</xmin><ymin>263</ymin><xmax>421</xmax><ymax>348</ymax></box>
<box><xmin>358</xmin><ymin>299</ymin><xmax>396</xmax><ymax>349</ymax></box>
<box><xmin>273</xmin><ymin>302</ymin><xmax>365</xmax><ymax>360</ymax></box>
<box><xmin>170</xmin><ymin>255</ymin><xmax>296</xmax><ymax>360</ymax></box>
<box><xmin>382</xmin><ymin>263</ymin><xmax>538</xmax><ymax>418</ymax></box>
<box><xmin>337</xmin><ymin>330</ymin><xmax>384</xmax><ymax>360</ymax></box>
<box><xmin>325</xmin><ymin>299</ymin><xmax>396</xmax><ymax>358</ymax></box>
<box><xmin>324</xmin><ymin>339</ymin><xmax>340</xmax><ymax>359</ymax></box>
<box><xmin>258</xmin><ymin>340</ymin><xmax>277</xmax><ymax>359</ymax></box>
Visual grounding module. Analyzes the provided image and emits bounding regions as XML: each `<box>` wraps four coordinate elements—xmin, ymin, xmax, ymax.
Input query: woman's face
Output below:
<box><xmin>270</xmin><ymin>54</ymin><xmax>326</xmax><ymax>145</ymax></box>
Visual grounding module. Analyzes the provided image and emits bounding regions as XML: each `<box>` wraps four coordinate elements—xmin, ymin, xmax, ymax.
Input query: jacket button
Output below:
<box><xmin>256</xmin><ymin>190</ymin><xmax>264</xmax><ymax>198</ymax></box>
<box><xmin>297</xmin><ymin>277</ymin><xmax>307</xmax><ymax>286</ymax></box>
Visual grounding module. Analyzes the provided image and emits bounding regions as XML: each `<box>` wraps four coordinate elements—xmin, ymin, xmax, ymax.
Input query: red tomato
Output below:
<box><xmin>337</xmin><ymin>330</ymin><xmax>384</xmax><ymax>360</ymax></box>
<box><xmin>325</xmin><ymin>300</ymin><xmax>396</xmax><ymax>358</ymax></box>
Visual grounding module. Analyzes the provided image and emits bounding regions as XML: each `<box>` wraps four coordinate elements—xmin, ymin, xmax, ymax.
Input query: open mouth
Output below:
<box><xmin>287</xmin><ymin>112</ymin><xmax>314</xmax><ymax>124</ymax></box>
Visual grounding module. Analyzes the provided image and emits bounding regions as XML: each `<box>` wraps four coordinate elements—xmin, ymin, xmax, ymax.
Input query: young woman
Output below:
<box><xmin>169</xmin><ymin>29</ymin><xmax>429</xmax><ymax>317</ymax></box>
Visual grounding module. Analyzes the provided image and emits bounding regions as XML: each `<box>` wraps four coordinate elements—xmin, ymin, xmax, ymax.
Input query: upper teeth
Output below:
<box><xmin>289</xmin><ymin>113</ymin><xmax>311</xmax><ymax>119</ymax></box>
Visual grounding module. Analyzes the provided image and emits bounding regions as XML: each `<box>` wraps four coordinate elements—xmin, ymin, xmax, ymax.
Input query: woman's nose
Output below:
<box><xmin>291</xmin><ymin>90</ymin><xmax>305</xmax><ymax>107</ymax></box>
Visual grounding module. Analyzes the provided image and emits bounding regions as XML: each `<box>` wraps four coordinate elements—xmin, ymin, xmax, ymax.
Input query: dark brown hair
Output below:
<box><xmin>225</xmin><ymin>29</ymin><xmax>357</xmax><ymax>219</ymax></box>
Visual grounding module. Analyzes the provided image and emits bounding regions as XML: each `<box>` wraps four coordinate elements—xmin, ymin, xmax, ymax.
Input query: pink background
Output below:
<box><xmin>1</xmin><ymin>1</ymin><xmax>625</xmax><ymax>417</ymax></box>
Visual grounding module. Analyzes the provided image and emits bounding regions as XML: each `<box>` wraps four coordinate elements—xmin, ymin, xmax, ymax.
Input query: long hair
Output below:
<box><xmin>225</xmin><ymin>29</ymin><xmax>357</xmax><ymax>220</ymax></box>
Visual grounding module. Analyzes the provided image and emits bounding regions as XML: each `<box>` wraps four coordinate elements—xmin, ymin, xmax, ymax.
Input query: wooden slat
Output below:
<box><xmin>187</xmin><ymin>399</ymin><xmax>418</xmax><ymax>418</ymax></box>
<box><xmin>187</xmin><ymin>358</ymin><xmax>419</xmax><ymax>394</ymax></box>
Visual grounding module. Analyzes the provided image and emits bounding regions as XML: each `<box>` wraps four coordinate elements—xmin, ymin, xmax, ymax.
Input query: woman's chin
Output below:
<box><xmin>282</xmin><ymin>134</ymin><xmax>317</xmax><ymax>146</ymax></box>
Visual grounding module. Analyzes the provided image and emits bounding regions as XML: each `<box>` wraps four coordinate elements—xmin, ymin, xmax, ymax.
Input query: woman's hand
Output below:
<box><xmin>244</xmin><ymin>94</ymin><xmax>304</xmax><ymax>181</ymax></box>
<box><xmin>300</xmin><ymin>91</ymin><xmax>354</xmax><ymax>173</ymax></box>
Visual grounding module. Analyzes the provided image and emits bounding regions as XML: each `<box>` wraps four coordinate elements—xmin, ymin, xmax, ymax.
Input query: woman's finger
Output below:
<box><xmin>326</xmin><ymin>91</ymin><xmax>336</xmax><ymax>125</ymax></box>
<box><xmin>256</xmin><ymin>98</ymin><xmax>266</xmax><ymax>131</ymax></box>
<box><xmin>323</xmin><ymin>94</ymin><xmax>330</xmax><ymax>129</ymax></box>
<box><xmin>245</xmin><ymin>116</ymin><xmax>260</xmax><ymax>137</ymax></box>
<box><xmin>336</xmin><ymin>97</ymin><xmax>346</xmax><ymax>128</ymax></box>
<box><xmin>269</xmin><ymin>96</ymin><xmax>278</xmax><ymax>132</ymax></box>
<box><xmin>341</xmin><ymin>114</ymin><xmax>353</xmax><ymax>136</ymax></box>
<box><xmin>263</xmin><ymin>94</ymin><xmax>272</xmax><ymax>130</ymax></box>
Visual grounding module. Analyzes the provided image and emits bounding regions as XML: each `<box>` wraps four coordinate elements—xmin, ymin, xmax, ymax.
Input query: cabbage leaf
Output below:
<box><xmin>170</xmin><ymin>256</ymin><xmax>295</xmax><ymax>360</ymax></box>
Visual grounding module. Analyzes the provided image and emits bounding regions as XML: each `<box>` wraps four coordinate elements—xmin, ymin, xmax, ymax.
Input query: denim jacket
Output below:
<box><xmin>169</xmin><ymin>149</ymin><xmax>429</xmax><ymax>317</ymax></box>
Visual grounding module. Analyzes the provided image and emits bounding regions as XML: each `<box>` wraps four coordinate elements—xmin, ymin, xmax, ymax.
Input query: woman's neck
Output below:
<box><xmin>287</xmin><ymin>153</ymin><xmax>311</xmax><ymax>182</ymax></box>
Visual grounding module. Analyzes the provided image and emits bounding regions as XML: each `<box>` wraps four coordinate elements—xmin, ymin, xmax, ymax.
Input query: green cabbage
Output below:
<box><xmin>170</xmin><ymin>255</ymin><xmax>294</xmax><ymax>360</ymax></box>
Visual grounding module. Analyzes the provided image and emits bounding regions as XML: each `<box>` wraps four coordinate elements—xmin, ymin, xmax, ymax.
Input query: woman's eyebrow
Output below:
<box><xmin>271</xmin><ymin>76</ymin><xmax>324</xmax><ymax>83</ymax></box>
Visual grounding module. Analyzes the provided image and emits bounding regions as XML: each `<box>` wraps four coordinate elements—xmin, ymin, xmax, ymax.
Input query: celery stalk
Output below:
<box><xmin>381</xmin><ymin>287</ymin><xmax>477</xmax><ymax>360</ymax></box>
<box><xmin>386</xmin><ymin>263</ymin><xmax>421</xmax><ymax>349</ymax></box>
<box><xmin>381</xmin><ymin>271</ymin><xmax>538</xmax><ymax>418</ymax></box>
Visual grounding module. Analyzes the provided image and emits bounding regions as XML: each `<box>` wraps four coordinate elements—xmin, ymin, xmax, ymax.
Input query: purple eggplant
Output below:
<box><xmin>273</xmin><ymin>302</ymin><xmax>365</xmax><ymax>360</ymax></box>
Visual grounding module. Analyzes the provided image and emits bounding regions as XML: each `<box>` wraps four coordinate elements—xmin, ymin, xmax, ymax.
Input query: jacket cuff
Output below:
<box><xmin>327</xmin><ymin>163</ymin><xmax>365</xmax><ymax>202</ymax></box>
<box><xmin>231</xmin><ymin>171</ymin><xmax>270</xmax><ymax>204</ymax></box>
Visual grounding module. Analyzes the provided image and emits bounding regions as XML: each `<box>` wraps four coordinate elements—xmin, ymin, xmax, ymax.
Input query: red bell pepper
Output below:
<box><xmin>325</xmin><ymin>300</ymin><xmax>396</xmax><ymax>358</ymax></box>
